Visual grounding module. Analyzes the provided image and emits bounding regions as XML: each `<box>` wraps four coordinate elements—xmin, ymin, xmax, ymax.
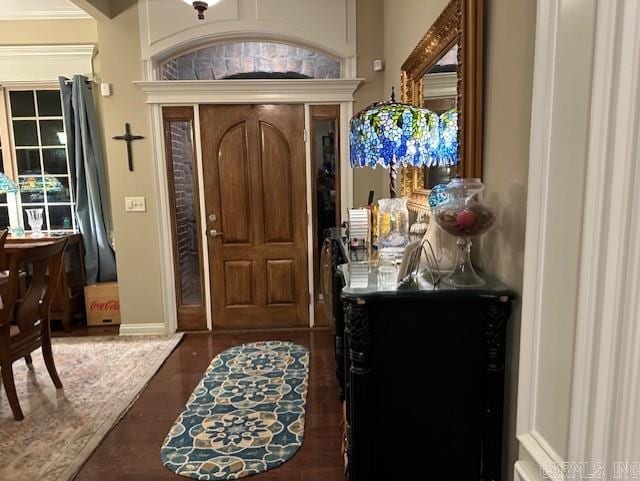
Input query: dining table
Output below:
<box><xmin>1</xmin><ymin>233</ymin><xmax>86</xmax><ymax>330</ymax></box>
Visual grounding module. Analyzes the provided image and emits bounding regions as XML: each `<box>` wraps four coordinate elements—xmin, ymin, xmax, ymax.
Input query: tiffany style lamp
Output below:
<box><xmin>0</xmin><ymin>173</ymin><xmax>18</xmax><ymax>195</ymax></box>
<box><xmin>18</xmin><ymin>175</ymin><xmax>64</xmax><ymax>194</ymax></box>
<box><xmin>349</xmin><ymin>89</ymin><xmax>459</xmax><ymax>198</ymax></box>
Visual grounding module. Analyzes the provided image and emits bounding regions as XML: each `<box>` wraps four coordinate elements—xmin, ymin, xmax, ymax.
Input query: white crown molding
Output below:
<box><xmin>0</xmin><ymin>45</ymin><xmax>96</xmax><ymax>82</ymax></box>
<box><xmin>0</xmin><ymin>44</ymin><xmax>95</xmax><ymax>59</ymax></box>
<box><xmin>423</xmin><ymin>72</ymin><xmax>457</xmax><ymax>99</ymax></box>
<box><xmin>0</xmin><ymin>10</ymin><xmax>90</xmax><ymax>21</ymax></box>
<box><xmin>134</xmin><ymin>78</ymin><xmax>363</xmax><ymax>104</ymax></box>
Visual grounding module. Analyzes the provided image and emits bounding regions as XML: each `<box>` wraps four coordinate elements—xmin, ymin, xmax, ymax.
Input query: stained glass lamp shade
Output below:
<box><xmin>438</xmin><ymin>109</ymin><xmax>458</xmax><ymax>165</ymax></box>
<box><xmin>349</xmin><ymin>91</ymin><xmax>459</xmax><ymax>198</ymax></box>
<box><xmin>18</xmin><ymin>176</ymin><xmax>63</xmax><ymax>192</ymax></box>
<box><xmin>0</xmin><ymin>173</ymin><xmax>18</xmax><ymax>193</ymax></box>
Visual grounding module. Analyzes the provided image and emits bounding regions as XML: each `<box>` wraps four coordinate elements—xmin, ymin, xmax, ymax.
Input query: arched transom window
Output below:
<box><xmin>161</xmin><ymin>41</ymin><xmax>342</xmax><ymax>80</ymax></box>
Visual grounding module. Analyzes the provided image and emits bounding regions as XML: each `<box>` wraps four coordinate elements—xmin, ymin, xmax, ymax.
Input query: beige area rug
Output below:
<box><xmin>0</xmin><ymin>334</ymin><xmax>183</xmax><ymax>481</ymax></box>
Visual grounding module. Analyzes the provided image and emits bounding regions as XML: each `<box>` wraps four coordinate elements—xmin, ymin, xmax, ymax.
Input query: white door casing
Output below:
<box><xmin>136</xmin><ymin>79</ymin><xmax>361</xmax><ymax>333</ymax></box>
<box><xmin>516</xmin><ymin>0</ymin><xmax>640</xmax><ymax>480</ymax></box>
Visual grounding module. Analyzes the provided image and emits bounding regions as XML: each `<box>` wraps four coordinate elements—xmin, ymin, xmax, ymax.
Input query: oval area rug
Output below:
<box><xmin>161</xmin><ymin>341</ymin><xmax>309</xmax><ymax>480</ymax></box>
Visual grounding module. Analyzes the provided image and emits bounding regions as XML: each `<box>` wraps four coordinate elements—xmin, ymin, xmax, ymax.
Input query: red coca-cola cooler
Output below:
<box><xmin>84</xmin><ymin>282</ymin><xmax>121</xmax><ymax>326</ymax></box>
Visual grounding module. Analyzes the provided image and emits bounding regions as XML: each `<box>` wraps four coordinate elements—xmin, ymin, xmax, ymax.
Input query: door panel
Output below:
<box><xmin>200</xmin><ymin>104</ymin><xmax>309</xmax><ymax>329</ymax></box>
<box><xmin>218</xmin><ymin>123</ymin><xmax>251</xmax><ymax>244</ymax></box>
<box><xmin>260</xmin><ymin>122</ymin><xmax>294</xmax><ymax>243</ymax></box>
<box><xmin>266</xmin><ymin>259</ymin><xmax>296</xmax><ymax>305</ymax></box>
<box><xmin>224</xmin><ymin>260</ymin><xmax>255</xmax><ymax>306</ymax></box>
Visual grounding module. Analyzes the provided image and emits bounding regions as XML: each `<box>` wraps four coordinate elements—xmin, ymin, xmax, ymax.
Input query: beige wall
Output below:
<box><xmin>383</xmin><ymin>0</ymin><xmax>449</xmax><ymax>97</ymax></box>
<box><xmin>382</xmin><ymin>0</ymin><xmax>536</xmax><ymax>479</ymax></box>
<box><xmin>353</xmin><ymin>0</ymin><xmax>386</xmax><ymax>206</ymax></box>
<box><xmin>94</xmin><ymin>0</ymin><xmax>165</xmax><ymax>327</ymax></box>
<box><xmin>0</xmin><ymin>12</ymin><xmax>162</xmax><ymax>328</ymax></box>
<box><xmin>0</xmin><ymin>19</ymin><xmax>97</xmax><ymax>45</ymax></box>
<box><xmin>478</xmin><ymin>2</ymin><xmax>535</xmax><ymax>478</ymax></box>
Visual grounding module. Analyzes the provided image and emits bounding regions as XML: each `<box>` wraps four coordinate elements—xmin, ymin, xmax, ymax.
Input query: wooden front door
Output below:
<box><xmin>200</xmin><ymin>104</ymin><xmax>309</xmax><ymax>329</ymax></box>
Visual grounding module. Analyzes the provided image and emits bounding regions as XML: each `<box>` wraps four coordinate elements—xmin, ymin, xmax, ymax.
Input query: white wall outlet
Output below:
<box><xmin>373</xmin><ymin>59</ymin><xmax>385</xmax><ymax>72</ymax></box>
<box><xmin>125</xmin><ymin>197</ymin><xmax>146</xmax><ymax>212</ymax></box>
<box><xmin>100</xmin><ymin>82</ymin><xmax>111</xmax><ymax>97</ymax></box>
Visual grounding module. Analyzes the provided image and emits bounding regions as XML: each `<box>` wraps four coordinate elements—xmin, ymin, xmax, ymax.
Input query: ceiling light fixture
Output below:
<box><xmin>182</xmin><ymin>0</ymin><xmax>221</xmax><ymax>20</ymax></box>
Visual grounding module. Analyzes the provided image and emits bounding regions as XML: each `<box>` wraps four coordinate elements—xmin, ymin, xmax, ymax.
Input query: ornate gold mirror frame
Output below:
<box><xmin>400</xmin><ymin>0</ymin><xmax>484</xmax><ymax>212</ymax></box>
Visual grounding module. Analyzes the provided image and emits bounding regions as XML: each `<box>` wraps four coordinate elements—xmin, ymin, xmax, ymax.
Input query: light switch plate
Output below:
<box><xmin>125</xmin><ymin>197</ymin><xmax>146</xmax><ymax>212</ymax></box>
<box><xmin>100</xmin><ymin>82</ymin><xmax>111</xmax><ymax>97</ymax></box>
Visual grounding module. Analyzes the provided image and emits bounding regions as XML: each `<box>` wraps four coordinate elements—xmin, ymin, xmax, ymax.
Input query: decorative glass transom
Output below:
<box><xmin>161</xmin><ymin>41</ymin><xmax>342</xmax><ymax>80</ymax></box>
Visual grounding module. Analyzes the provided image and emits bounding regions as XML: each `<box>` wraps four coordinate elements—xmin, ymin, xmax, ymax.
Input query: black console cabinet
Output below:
<box><xmin>323</xmin><ymin>229</ymin><xmax>515</xmax><ymax>481</ymax></box>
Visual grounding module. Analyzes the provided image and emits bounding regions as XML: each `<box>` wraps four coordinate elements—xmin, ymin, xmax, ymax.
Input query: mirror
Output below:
<box><xmin>422</xmin><ymin>42</ymin><xmax>458</xmax><ymax>190</ymax></box>
<box><xmin>400</xmin><ymin>0</ymin><xmax>485</xmax><ymax>213</ymax></box>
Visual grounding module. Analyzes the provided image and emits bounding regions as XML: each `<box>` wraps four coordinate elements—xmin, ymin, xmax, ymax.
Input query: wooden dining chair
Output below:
<box><xmin>0</xmin><ymin>229</ymin><xmax>8</xmax><ymax>271</ymax></box>
<box><xmin>0</xmin><ymin>238</ymin><xmax>68</xmax><ymax>421</ymax></box>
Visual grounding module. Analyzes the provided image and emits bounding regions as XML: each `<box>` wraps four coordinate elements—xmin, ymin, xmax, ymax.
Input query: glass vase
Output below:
<box><xmin>432</xmin><ymin>178</ymin><xmax>496</xmax><ymax>287</ymax></box>
<box><xmin>377</xmin><ymin>197</ymin><xmax>409</xmax><ymax>254</ymax></box>
<box><xmin>26</xmin><ymin>208</ymin><xmax>45</xmax><ymax>238</ymax></box>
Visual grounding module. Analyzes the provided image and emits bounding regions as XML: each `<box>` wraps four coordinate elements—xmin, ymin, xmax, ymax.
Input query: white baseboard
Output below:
<box><xmin>514</xmin><ymin>461</ymin><xmax>542</xmax><ymax>481</ymax></box>
<box><xmin>119</xmin><ymin>322</ymin><xmax>168</xmax><ymax>336</ymax></box>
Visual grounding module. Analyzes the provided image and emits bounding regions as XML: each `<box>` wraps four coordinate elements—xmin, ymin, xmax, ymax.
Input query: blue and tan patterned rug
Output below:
<box><xmin>161</xmin><ymin>341</ymin><xmax>309</xmax><ymax>480</ymax></box>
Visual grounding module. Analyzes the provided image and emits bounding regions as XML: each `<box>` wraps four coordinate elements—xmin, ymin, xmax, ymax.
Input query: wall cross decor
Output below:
<box><xmin>113</xmin><ymin>123</ymin><xmax>144</xmax><ymax>172</ymax></box>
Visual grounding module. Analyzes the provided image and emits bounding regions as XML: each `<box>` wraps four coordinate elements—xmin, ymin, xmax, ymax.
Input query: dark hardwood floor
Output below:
<box><xmin>73</xmin><ymin>328</ymin><xmax>345</xmax><ymax>481</ymax></box>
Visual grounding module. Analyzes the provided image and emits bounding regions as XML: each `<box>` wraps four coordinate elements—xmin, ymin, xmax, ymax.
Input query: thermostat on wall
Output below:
<box><xmin>373</xmin><ymin>59</ymin><xmax>385</xmax><ymax>72</ymax></box>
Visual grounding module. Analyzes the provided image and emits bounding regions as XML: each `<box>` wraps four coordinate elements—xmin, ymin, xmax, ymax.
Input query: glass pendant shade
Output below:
<box><xmin>349</xmin><ymin>103</ymin><xmax>459</xmax><ymax>169</ymax></box>
<box><xmin>0</xmin><ymin>173</ymin><xmax>18</xmax><ymax>193</ymax></box>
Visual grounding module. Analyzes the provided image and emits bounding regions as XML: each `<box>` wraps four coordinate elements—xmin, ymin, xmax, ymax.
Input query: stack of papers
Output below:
<box><xmin>349</xmin><ymin>262</ymin><xmax>370</xmax><ymax>289</ymax></box>
<box><xmin>348</xmin><ymin>208</ymin><xmax>370</xmax><ymax>246</ymax></box>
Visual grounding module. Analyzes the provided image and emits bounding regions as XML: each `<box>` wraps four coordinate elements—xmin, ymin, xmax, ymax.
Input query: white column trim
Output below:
<box><xmin>566</xmin><ymin>0</ymin><xmax>622</xmax><ymax>464</ymax></box>
<box><xmin>193</xmin><ymin>105</ymin><xmax>213</xmax><ymax>331</ymax></box>
<box><xmin>516</xmin><ymin>0</ymin><xmax>592</xmax><ymax>476</ymax></box>
<box><xmin>304</xmin><ymin>104</ymin><xmax>315</xmax><ymax>327</ymax></box>
<box><xmin>515</xmin><ymin>0</ymin><xmax>560</xmax><ymax>446</ymax></box>
<box><xmin>148</xmin><ymin>103</ymin><xmax>178</xmax><ymax>335</ymax></box>
<box><xmin>568</xmin><ymin>0</ymin><xmax>640</xmax><ymax>468</ymax></box>
<box><xmin>517</xmin><ymin>0</ymin><xmax>640</xmax><ymax>478</ymax></box>
<box><xmin>340</xmin><ymin>101</ymin><xmax>354</xmax><ymax>222</ymax></box>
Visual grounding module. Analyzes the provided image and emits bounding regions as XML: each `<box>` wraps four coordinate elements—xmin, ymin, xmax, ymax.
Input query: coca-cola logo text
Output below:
<box><xmin>90</xmin><ymin>300</ymin><xmax>120</xmax><ymax>311</ymax></box>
